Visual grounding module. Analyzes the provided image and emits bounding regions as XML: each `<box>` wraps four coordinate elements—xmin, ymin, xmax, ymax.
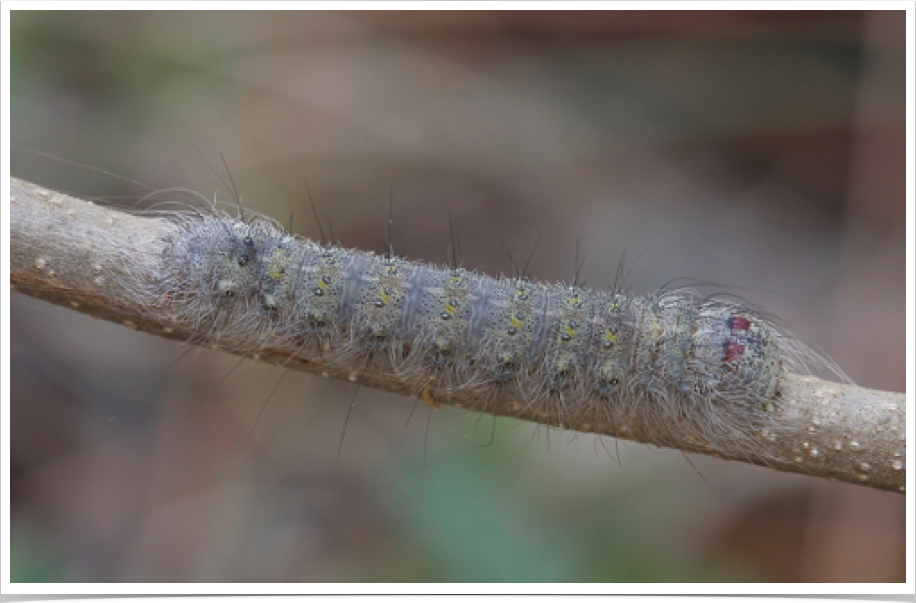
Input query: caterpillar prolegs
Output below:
<box><xmin>132</xmin><ymin>209</ymin><xmax>818</xmax><ymax>460</ymax></box>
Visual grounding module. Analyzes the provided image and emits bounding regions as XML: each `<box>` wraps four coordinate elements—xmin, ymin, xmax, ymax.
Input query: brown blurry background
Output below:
<box><xmin>9</xmin><ymin>10</ymin><xmax>906</xmax><ymax>582</ymax></box>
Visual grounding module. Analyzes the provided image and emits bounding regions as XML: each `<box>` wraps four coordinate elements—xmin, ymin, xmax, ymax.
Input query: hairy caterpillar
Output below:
<box><xmin>112</xmin><ymin>201</ymin><xmax>823</xmax><ymax>462</ymax></box>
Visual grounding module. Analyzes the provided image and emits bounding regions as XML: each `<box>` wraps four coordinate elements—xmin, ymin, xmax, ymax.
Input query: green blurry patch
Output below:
<box><xmin>373</xmin><ymin>417</ymin><xmax>756</xmax><ymax>582</ymax></box>
<box><xmin>10</xmin><ymin>523</ymin><xmax>68</xmax><ymax>583</ymax></box>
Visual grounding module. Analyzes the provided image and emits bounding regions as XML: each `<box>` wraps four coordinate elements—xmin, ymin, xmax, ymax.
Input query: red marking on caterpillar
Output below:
<box><xmin>730</xmin><ymin>316</ymin><xmax>751</xmax><ymax>332</ymax></box>
<box><xmin>725</xmin><ymin>341</ymin><xmax>746</xmax><ymax>362</ymax></box>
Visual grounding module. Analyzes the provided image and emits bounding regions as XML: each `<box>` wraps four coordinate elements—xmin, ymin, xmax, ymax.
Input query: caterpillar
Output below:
<box><xmin>114</xmin><ymin>203</ymin><xmax>823</xmax><ymax>462</ymax></box>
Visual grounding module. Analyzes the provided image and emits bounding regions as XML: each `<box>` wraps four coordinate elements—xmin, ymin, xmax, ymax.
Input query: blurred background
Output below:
<box><xmin>9</xmin><ymin>10</ymin><xmax>906</xmax><ymax>582</ymax></box>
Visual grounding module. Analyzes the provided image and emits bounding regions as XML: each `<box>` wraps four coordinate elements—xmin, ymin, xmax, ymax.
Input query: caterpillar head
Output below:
<box><xmin>163</xmin><ymin>215</ymin><xmax>281</xmax><ymax>311</ymax></box>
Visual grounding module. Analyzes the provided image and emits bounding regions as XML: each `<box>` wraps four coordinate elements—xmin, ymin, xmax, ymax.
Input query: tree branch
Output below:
<box><xmin>9</xmin><ymin>177</ymin><xmax>906</xmax><ymax>493</ymax></box>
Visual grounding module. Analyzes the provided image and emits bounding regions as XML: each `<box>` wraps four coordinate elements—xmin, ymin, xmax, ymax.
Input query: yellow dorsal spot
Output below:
<box><xmin>605</xmin><ymin>329</ymin><xmax>618</xmax><ymax>345</ymax></box>
<box><xmin>511</xmin><ymin>312</ymin><xmax>524</xmax><ymax>329</ymax></box>
<box><xmin>378</xmin><ymin>287</ymin><xmax>391</xmax><ymax>303</ymax></box>
<box><xmin>563</xmin><ymin>323</ymin><xmax>577</xmax><ymax>339</ymax></box>
<box><xmin>268</xmin><ymin>248</ymin><xmax>289</xmax><ymax>280</ymax></box>
<box><xmin>567</xmin><ymin>295</ymin><xmax>582</xmax><ymax>309</ymax></box>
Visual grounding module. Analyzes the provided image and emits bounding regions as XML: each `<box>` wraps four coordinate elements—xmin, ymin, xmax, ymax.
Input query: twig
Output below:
<box><xmin>9</xmin><ymin>177</ymin><xmax>906</xmax><ymax>493</ymax></box>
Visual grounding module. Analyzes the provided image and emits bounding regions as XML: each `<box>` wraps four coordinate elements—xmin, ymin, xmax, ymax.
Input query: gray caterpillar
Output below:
<box><xmin>136</xmin><ymin>208</ymin><xmax>820</xmax><ymax>460</ymax></box>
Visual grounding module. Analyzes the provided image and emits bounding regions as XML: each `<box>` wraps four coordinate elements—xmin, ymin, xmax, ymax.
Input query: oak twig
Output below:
<box><xmin>9</xmin><ymin>177</ymin><xmax>907</xmax><ymax>493</ymax></box>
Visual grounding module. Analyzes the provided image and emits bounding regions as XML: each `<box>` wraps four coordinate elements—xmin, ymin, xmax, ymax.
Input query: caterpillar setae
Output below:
<box><xmin>112</xmin><ymin>202</ymin><xmax>825</xmax><ymax>462</ymax></box>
